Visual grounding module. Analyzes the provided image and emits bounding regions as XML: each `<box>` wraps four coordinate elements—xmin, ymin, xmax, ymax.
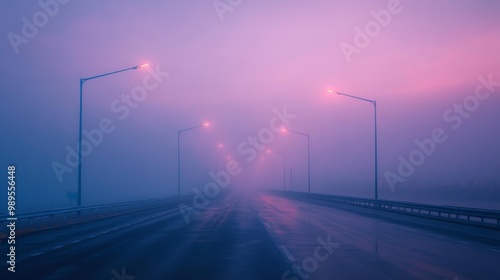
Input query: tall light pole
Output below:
<box><xmin>78</xmin><ymin>63</ymin><xmax>148</xmax><ymax>206</ymax></box>
<box><xmin>215</xmin><ymin>158</ymin><xmax>220</xmax><ymax>172</ymax></box>
<box><xmin>272</xmin><ymin>160</ymin><xmax>275</xmax><ymax>189</ymax></box>
<box><xmin>282</xmin><ymin>129</ymin><xmax>311</xmax><ymax>193</ymax></box>
<box><xmin>267</xmin><ymin>150</ymin><xmax>286</xmax><ymax>191</ymax></box>
<box><xmin>214</xmin><ymin>155</ymin><xmax>231</xmax><ymax>172</ymax></box>
<box><xmin>212</xmin><ymin>143</ymin><xmax>224</xmax><ymax>172</ymax></box>
<box><xmin>332</xmin><ymin>90</ymin><xmax>378</xmax><ymax>200</ymax></box>
<box><xmin>178</xmin><ymin>123</ymin><xmax>209</xmax><ymax>195</ymax></box>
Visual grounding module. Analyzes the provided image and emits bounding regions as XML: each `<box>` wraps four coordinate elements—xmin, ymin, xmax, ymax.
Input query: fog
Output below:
<box><xmin>1</xmin><ymin>0</ymin><xmax>499</xmax><ymax>212</ymax></box>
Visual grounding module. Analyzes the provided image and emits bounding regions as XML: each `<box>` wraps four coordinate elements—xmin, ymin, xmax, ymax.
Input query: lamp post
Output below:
<box><xmin>267</xmin><ymin>150</ymin><xmax>286</xmax><ymax>191</ymax></box>
<box><xmin>212</xmin><ymin>143</ymin><xmax>224</xmax><ymax>172</ymax></box>
<box><xmin>272</xmin><ymin>160</ymin><xmax>275</xmax><ymax>189</ymax></box>
<box><xmin>177</xmin><ymin>122</ymin><xmax>209</xmax><ymax>195</ymax></box>
<box><xmin>333</xmin><ymin>90</ymin><xmax>378</xmax><ymax>200</ymax></box>
<box><xmin>282</xmin><ymin>129</ymin><xmax>311</xmax><ymax>193</ymax></box>
<box><xmin>78</xmin><ymin>63</ymin><xmax>148</xmax><ymax>206</ymax></box>
<box><xmin>215</xmin><ymin>158</ymin><xmax>220</xmax><ymax>172</ymax></box>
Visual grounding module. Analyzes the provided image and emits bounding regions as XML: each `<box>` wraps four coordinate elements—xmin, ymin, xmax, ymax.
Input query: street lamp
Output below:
<box><xmin>282</xmin><ymin>128</ymin><xmax>311</xmax><ymax>193</ymax></box>
<box><xmin>257</xmin><ymin>155</ymin><xmax>273</xmax><ymax>189</ymax></box>
<box><xmin>333</xmin><ymin>90</ymin><xmax>378</xmax><ymax>200</ymax></box>
<box><xmin>267</xmin><ymin>149</ymin><xmax>286</xmax><ymax>191</ymax></box>
<box><xmin>212</xmin><ymin>143</ymin><xmax>224</xmax><ymax>171</ymax></box>
<box><xmin>77</xmin><ymin>63</ymin><xmax>148</xmax><ymax>206</ymax></box>
<box><xmin>214</xmin><ymin>155</ymin><xmax>230</xmax><ymax>172</ymax></box>
<box><xmin>177</xmin><ymin>122</ymin><xmax>209</xmax><ymax>195</ymax></box>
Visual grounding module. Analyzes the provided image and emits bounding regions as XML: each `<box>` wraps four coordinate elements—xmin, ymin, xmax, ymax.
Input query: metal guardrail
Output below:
<box><xmin>1</xmin><ymin>198</ymin><xmax>155</xmax><ymax>220</ymax></box>
<box><xmin>272</xmin><ymin>191</ymin><xmax>500</xmax><ymax>229</ymax></box>
<box><xmin>0</xmin><ymin>195</ymin><xmax>190</xmax><ymax>234</ymax></box>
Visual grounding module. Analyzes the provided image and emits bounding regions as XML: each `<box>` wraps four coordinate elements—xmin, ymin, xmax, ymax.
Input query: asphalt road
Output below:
<box><xmin>2</xmin><ymin>190</ymin><xmax>500</xmax><ymax>279</ymax></box>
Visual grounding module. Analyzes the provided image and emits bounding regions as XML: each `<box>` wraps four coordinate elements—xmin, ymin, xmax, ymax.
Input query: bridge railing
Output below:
<box><xmin>272</xmin><ymin>190</ymin><xmax>500</xmax><ymax>229</ymax></box>
<box><xmin>0</xmin><ymin>195</ymin><xmax>189</xmax><ymax>236</ymax></box>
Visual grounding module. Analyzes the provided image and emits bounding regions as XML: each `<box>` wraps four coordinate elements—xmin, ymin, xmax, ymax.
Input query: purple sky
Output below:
<box><xmin>1</xmin><ymin>0</ymin><xmax>499</xmax><ymax>211</ymax></box>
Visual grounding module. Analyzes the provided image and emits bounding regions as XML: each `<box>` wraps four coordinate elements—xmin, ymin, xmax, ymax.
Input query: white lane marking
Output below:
<box><xmin>19</xmin><ymin>208</ymin><xmax>180</xmax><ymax>261</ymax></box>
<box><xmin>397</xmin><ymin>226</ymin><xmax>476</xmax><ymax>246</ymax></box>
<box><xmin>397</xmin><ymin>226</ymin><xmax>418</xmax><ymax>233</ymax></box>
<box><xmin>489</xmin><ymin>248</ymin><xmax>500</xmax><ymax>253</ymax></box>
<box><xmin>280</xmin><ymin>245</ymin><xmax>296</xmax><ymax>262</ymax></box>
<box><xmin>264</xmin><ymin>222</ymin><xmax>271</xmax><ymax>230</ymax></box>
<box><xmin>258</xmin><ymin>213</ymin><xmax>263</xmax><ymax>218</ymax></box>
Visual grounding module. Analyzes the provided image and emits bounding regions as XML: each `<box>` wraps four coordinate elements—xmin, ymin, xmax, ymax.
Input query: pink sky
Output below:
<box><xmin>1</xmin><ymin>0</ymin><xmax>499</xmax><ymax>210</ymax></box>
